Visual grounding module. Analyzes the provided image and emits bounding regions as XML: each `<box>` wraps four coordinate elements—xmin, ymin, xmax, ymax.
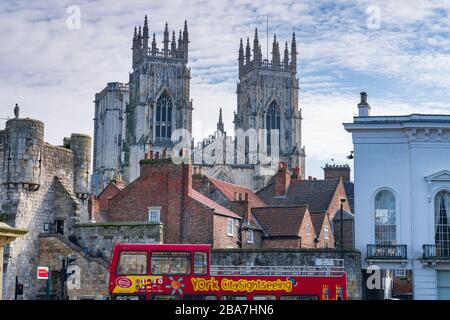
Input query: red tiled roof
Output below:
<box><xmin>97</xmin><ymin>182</ymin><xmax>122</xmax><ymax>199</ymax></box>
<box><xmin>208</xmin><ymin>177</ymin><xmax>266</xmax><ymax>207</ymax></box>
<box><xmin>251</xmin><ymin>205</ymin><xmax>308</xmax><ymax>237</ymax></box>
<box><xmin>190</xmin><ymin>189</ymin><xmax>241</xmax><ymax>219</ymax></box>
<box><xmin>309</xmin><ymin>211</ymin><xmax>326</xmax><ymax>236</ymax></box>
<box><xmin>257</xmin><ymin>179</ymin><xmax>340</xmax><ymax>212</ymax></box>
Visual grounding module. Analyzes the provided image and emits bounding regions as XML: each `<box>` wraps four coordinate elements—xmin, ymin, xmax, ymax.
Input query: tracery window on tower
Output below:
<box><xmin>155</xmin><ymin>92</ymin><xmax>173</xmax><ymax>140</ymax></box>
<box><xmin>265</xmin><ymin>101</ymin><xmax>281</xmax><ymax>155</ymax></box>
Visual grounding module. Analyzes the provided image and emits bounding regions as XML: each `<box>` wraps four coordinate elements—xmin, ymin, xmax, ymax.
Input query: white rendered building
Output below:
<box><xmin>344</xmin><ymin>92</ymin><xmax>450</xmax><ymax>300</ymax></box>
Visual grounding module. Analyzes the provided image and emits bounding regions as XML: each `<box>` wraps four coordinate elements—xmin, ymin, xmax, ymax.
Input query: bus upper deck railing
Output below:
<box><xmin>210</xmin><ymin>263</ymin><xmax>345</xmax><ymax>277</ymax></box>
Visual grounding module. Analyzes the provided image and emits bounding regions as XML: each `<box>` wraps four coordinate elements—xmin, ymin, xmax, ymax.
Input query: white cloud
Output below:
<box><xmin>0</xmin><ymin>0</ymin><xmax>450</xmax><ymax>176</ymax></box>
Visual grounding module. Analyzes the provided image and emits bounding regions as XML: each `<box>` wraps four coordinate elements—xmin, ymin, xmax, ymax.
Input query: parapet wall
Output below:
<box><xmin>211</xmin><ymin>248</ymin><xmax>362</xmax><ymax>300</ymax></box>
<box><xmin>72</xmin><ymin>222</ymin><xmax>163</xmax><ymax>260</ymax></box>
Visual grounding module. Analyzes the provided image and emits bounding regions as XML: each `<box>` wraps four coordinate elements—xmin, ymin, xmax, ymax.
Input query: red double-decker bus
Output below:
<box><xmin>109</xmin><ymin>243</ymin><xmax>347</xmax><ymax>300</ymax></box>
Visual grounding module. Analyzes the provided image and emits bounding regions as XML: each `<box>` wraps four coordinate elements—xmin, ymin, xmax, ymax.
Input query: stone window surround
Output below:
<box><xmin>227</xmin><ymin>218</ymin><xmax>234</xmax><ymax>237</ymax></box>
<box><xmin>247</xmin><ymin>229</ymin><xmax>254</xmax><ymax>243</ymax></box>
<box><xmin>324</xmin><ymin>226</ymin><xmax>329</xmax><ymax>240</ymax></box>
<box><xmin>148</xmin><ymin>206</ymin><xmax>161</xmax><ymax>223</ymax></box>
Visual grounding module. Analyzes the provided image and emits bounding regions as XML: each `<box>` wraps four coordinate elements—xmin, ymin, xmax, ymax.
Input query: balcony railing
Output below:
<box><xmin>367</xmin><ymin>244</ymin><xmax>407</xmax><ymax>260</ymax></box>
<box><xmin>423</xmin><ymin>244</ymin><xmax>450</xmax><ymax>260</ymax></box>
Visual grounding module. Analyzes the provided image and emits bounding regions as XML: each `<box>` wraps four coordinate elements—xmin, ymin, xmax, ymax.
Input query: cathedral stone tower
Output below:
<box><xmin>123</xmin><ymin>16</ymin><xmax>193</xmax><ymax>183</ymax></box>
<box><xmin>92</xmin><ymin>82</ymin><xmax>129</xmax><ymax>194</ymax></box>
<box><xmin>234</xmin><ymin>30</ymin><xmax>305</xmax><ymax>176</ymax></box>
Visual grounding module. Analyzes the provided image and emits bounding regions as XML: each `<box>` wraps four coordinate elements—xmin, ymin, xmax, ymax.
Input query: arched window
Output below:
<box><xmin>155</xmin><ymin>92</ymin><xmax>172</xmax><ymax>139</ymax></box>
<box><xmin>265</xmin><ymin>101</ymin><xmax>280</xmax><ymax>155</ymax></box>
<box><xmin>435</xmin><ymin>190</ymin><xmax>450</xmax><ymax>253</ymax></box>
<box><xmin>374</xmin><ymin>190</ymin><xmax>396</xmax><ymax>245</ymax></box>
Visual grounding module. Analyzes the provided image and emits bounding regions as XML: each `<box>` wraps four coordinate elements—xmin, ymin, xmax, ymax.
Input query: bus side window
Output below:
<box><xmin>151</xmin><ymin>252</ymin><xmax>191</xmax><ymax>275</ymax></box>
<box><xmin>116</xmin><ymin>251</ymin><xmax>147</xmax><ymax>275</ymax></box>
<box><xmin>194</xmin><ymin>252</ymin><xmax>208</xmax><ymax>275</ymax></box>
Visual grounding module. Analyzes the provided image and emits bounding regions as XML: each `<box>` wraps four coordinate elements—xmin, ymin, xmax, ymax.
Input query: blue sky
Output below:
<box><xmin>1</xmin><ymin>0</ymin><xmax>450</xmax><ymax>179</ymax></box>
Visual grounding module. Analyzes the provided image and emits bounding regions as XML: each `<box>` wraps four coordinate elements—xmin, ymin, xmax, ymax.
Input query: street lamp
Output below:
<box><xmin>340</xmin><ymin>198</ymin><xmax>346</xmax><ymax>260</ymax></box>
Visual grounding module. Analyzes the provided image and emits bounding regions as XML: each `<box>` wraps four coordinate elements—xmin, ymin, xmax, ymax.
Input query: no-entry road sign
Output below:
<box><xmin>37</xmin><ymin>266</ymin><xmax>49</xmax><ymax>280</ymax></box>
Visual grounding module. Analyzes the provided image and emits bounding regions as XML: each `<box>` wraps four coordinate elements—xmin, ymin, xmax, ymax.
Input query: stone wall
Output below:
<box><xmin>35</xmin><ymin>222</ymin><xmax>163</xmax><ymax>300</ymax></box>
<box><xmin>0</xmin><ymin>117</ymin><xmax>92</xmax><ymax>300</ymax></box>
<box><xmin>210</xmin><ymin>248</ymin><xmax>362</xmax><ymax>300</ymax></box>
<box><xmin>1</xmin><ymin>143</ymin><xmax>87</xmax><ymax>300</ymax></box>
<box><xmin>72</xmin><ymin>221</ymin><xmax>163</xmax><ymax>261</ymax></box>
<box><xmin>37</xmin><ymin>234</ymin><xmax>108</xmax><ymax>300</ymax></box>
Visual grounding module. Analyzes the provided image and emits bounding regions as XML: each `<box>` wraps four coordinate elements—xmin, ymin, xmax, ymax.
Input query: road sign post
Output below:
<box><xmin>46</xmin><ymin>273</ymin><xmax>51</xmax><ymax>300</ymax></box>
<box><xmin>37</xmin><ymin>266</ymin><xmax>50</xmax><ymax>300</ymax></box>
<box><xmin>14</xmin><ymin>276</ymin><xmax>18</xmax><ymax>300</ymax></box>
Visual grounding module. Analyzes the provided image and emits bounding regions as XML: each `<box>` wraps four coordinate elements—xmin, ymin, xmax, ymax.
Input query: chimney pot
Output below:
<box><xmin>358</xmin><ymin>91</ymin><xmax>371</xmax><ymax>116</ymax></box>
<box><xmin>360</xmin><ymin>92</ymin><xmax>367</xmax><ymax>103</ymax></box>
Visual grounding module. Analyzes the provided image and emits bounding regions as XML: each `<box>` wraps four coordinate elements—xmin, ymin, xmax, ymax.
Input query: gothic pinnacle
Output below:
<box><xmin>238</xmin><ymin>38</ymin><xmax>244</xmax><ymax>65</ymax></box>
<box><xmin>253</xmin><ymin>28</ymin><xmax>259</xmax><ymax>61</ymax></box>
<box><xmin>132</xmin><ymin>26</ymin><xmax>137</xmax><ymax>47</ymax></box>
<box><xmin>143</xmin><ymin>15</ymin><xmax>149</xmax><ymax>49</ymax></box>
<box><xmin>217</xmin><ymin>107</ymin><xmax>224</xmax><ymax>132</ymax></box>
<box><xmin>144</xmin><ymin>15</ymin><xmax>148</xmax><ymax>32</ymax></box>
<box><xmin>183</xmin><ymin>19</ymin><xmax>189</xmax><ymax>42</ymax></box>
<box><xmin>178</xmin><ymin>30</ymin><xmax>183</xmax><ymax>49</ymax></box>
<box><xmin>171</xmin><ymin>30</ymin><xmax>177</xmax><ymax>52</ymax></box>
<box><xmin>245</xmin><ymin>37</ymin><xmax>251</xmax><ymax>63</ymax></box>
<box><xmin>152</xmin><ymin>33</ymin><xmax>157</xmax><ymax>53</ymax></box>
<box><xmin>284</xmin><ymin>41</ymin><xmax>289</xmax><ymax>67</ymax></box>
<box><xmin>137</xmin><ymin>26</ymin><xmax>142</xmax><ymax>48</ymax></box>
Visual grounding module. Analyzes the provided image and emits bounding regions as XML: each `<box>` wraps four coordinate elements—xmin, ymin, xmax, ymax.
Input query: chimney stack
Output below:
<box><xmin>358</xmin><ymin>92</ymin><xmax>371</xmax><ymax>117</ymax></box>
<box><xmin>275</xmin><ymin>162</ymin><xmax>291</xmax><ymax>196</ymax></box>
<box><xmin>323</xmin><ymin>164</ymin><xmax>351</xmax><ymax>181</ymax></box>
<box><xmin>243</xmin><ymin>193</ymin><xmax>251</xmax><ymax>223</ymax></box>
<box><xmin>182</xmin><ymin>162</ymin><xmax>192</xmax><ymax>197</ymax></box>
<box><xmin>292</xmin><ymin>167</ymin><xmax>302</xmax><ymax>180</ymax></box>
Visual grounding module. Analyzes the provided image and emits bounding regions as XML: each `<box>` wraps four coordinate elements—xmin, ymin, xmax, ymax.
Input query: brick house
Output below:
<box><xmin>251</xmin><ymin>205</ymin><xmax>320</xmax><ymax>248</ymax></box>
<box><xmin>309</xmin><ymin>211</ymin><xmax>334</xmax><ymax>248</ymax></box>
<box><xmin>108</xmin><ymin>157</ymin><xmax>242</xmax><ymax>248</ymax></box>
<box><xmin>322</xmin><ymin>164</ymin><xmax>355</xmax><ymax>249</ymax></box>
<box><xmin>257</xmin><ymin>164</ymin><xmax>353</xmax><ymax>248</ymax></box>
<box><xmin>89</xmin><ymin>180</ymin><xmax>124</xmax><ymax>222</ymax></box>
<box><xmin>193</xmin><ymin>174</ymin><xmax>266</xmax><ymax>248</ymax></box>
<box><xmin>193</xmin><ymin>171</ymin><xmax>337</xmax><ymax>249</ymax></box>
<box><xmin>100</xmin><ymin>156</ymin><xmax>352</xmax><ymax>249</ymax></box>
